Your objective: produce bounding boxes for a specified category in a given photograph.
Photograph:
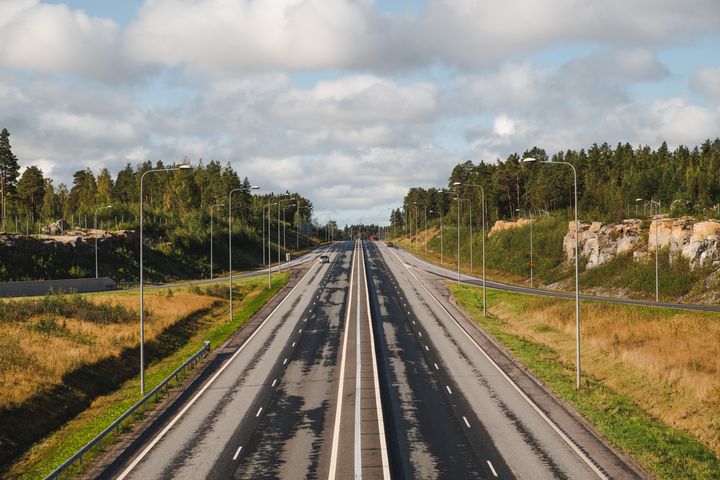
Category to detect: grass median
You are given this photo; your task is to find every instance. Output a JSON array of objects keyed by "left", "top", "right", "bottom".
[
  {"left": 449, "top": 283, "right": 720, "bottom": 480},
  {"left": 4, "top": 273, "right": 287, "bottom": 479}
]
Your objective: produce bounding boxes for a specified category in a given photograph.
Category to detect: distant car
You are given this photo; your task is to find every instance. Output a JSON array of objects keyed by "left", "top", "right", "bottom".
[
  {"left": 319, "top": 255, "right": 330, "bottom": 263},
  {"left": 386, "top": 241, "right": 394, "bottom": 248}
]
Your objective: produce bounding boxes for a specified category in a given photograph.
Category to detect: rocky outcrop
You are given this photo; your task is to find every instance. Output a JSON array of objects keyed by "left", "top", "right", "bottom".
[
  {"left": 0, "top": 230, "right": 137, "bottom": 255},
  {"left": 41, "top": 219, "right": 70, "bottom": 235},
  {"left": 564, "top": 217, "right": 720, "bottom": 269},
  {"left": 489, "top": 218, "right": 533, "bottom": 237},
  {"left": 563, "top": 219, "right": 643, "bottom": 269}
]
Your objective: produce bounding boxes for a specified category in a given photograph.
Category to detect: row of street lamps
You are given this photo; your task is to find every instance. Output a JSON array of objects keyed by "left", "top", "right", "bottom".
[
  {"left": 137, "top": 167, "right": 319, "bottom": 395},
  {"left": 399, "top": 157, "right": 582, "bottom": 389}
]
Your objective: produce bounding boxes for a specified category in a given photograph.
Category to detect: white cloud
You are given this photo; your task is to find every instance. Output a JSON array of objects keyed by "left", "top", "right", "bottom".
[
  {"left": 269, "top": 75, "right": 438, "bottom": 126},
  {"left": 0, "top": 1, "right": 136, "bottom": 82},
  {"left": 691, "top": 66, "right": 720, "bottom": 103},
  {"left": 492, "top": 115, "right": 516, "bottom": 137},
  {"left": 125, "top": 0, "right": 379, "bottom": 73},
  {"left": 117, "top": 0, "right": 720, "bottom": 75}
]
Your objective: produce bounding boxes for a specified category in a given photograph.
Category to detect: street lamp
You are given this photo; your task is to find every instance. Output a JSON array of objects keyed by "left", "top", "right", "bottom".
[
  {"left": 277, "top": 198, "right": 294, "bottom": 270},
  {"left": 454, "top": 197, "right": 470, "bottom": 284},
  {"left": 413, "top": 201, "right": 427, "bottom": 254},
  {"left": 454, "top": 180, "right": 486, "bottom": 317},
  {"left": 430, "top": 210, "right": 443, "bottom": 264},
  {"left": 523, "top": 156, "right": 582, "bottom": 390},
  {"left": 637, "top": 198, "right": 661, "bottom": 303},
  {"left": 209, "top": 203, "right": 225, "bottom": 279},
  {"left": 283, "top": 203, "right": 297, "bottom": 263},
  {"left": 139, "top": 164, "right": 192, "bottom": 395},
  {"left": 297, "top": 205, "right": 310, "bottom": 251},
  {"left": 264, "top": 201, "right": 278, "bottom": 287},
  {"left": 229, "top": 185, "right": 260, "bottom": 323},
  {"left": 516, "top": 208, "right": 534, "bottom": 288},
  {"left": 94, "top": 205, "right": 112, "bottom": 279}
]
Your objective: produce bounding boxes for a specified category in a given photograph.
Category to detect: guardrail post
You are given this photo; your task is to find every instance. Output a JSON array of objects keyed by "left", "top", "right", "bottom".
[{"left": 44, "top": 340, "right": 211, "bottom": 480}]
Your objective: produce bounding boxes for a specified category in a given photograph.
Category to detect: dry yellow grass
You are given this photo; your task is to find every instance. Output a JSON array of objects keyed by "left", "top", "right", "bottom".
[
  {"left": 489, "top": 293, "right": 720, "bottom": 455},
  {"left": 0, "top": 290, "right": 217, "bottom": 410}
]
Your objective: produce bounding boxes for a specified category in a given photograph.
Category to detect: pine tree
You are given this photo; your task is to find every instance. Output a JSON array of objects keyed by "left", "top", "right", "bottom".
[
  {"left": 0, "top": 128, "right": 20, "bottom": 231},
  {"left": 15, "top": 165, "right": 45, "bottom": 222},
  {"left": 96, "top": 168, "right": 114, "bottom": 205}
]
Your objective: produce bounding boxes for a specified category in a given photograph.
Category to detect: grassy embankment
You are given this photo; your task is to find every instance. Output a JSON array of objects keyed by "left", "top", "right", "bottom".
[
  {"left": 398, "top": 214, "right": 714, "bottom": 302},
  {"left": 1, "top": 272, "right": 287, "bottom": 478},
  {"left": 450, "top": 282, "right": 720, "bottom": 479},
  {"left": 0, "top": 217, "right": 318, "bottom": 283}
]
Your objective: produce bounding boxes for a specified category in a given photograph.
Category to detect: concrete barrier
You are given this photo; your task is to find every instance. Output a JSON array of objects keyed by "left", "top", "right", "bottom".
[{"left": 0, "top": 277, "right": 117, "bottom": 298}]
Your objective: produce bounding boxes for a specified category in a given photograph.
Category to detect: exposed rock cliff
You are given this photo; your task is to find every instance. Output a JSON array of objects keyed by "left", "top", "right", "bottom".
[
  {"left": 563, "top": 217, "right": 720, "bottom": 269},
  {"left": 489, "top": 218, "right": 533, "bottom": 237},
  {"left": 0, "top": 230, "right": 137, "bottom": 255}
]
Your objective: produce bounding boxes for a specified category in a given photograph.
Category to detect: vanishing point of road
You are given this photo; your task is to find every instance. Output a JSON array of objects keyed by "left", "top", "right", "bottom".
[{"left": 96, "top": 240, "right": 645, "bottom": 479}]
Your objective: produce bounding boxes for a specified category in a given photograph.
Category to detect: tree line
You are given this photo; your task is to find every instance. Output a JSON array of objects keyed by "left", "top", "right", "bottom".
[
  {"left": 0, "top": 127, "right": 317, "bottom": 235},
  {"left": 392, "top": 138, "right": 720, "bottom": 229}
]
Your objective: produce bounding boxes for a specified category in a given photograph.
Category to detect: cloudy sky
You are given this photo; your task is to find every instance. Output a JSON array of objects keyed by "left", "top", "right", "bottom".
[{"left": 1, "top": 0, "right": 719, "bottom": 225}]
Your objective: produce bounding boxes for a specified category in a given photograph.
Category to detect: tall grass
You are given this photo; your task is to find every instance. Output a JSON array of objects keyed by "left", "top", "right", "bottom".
[
  {"left": 451, "top": 283, "right": 720, "bottom": 479},
  {"left": 0, "top": 293, "right": 136, "bottom": 325},
  {"left": 424, "top": 214, "right": 568, "bottom": 283},
  {"left": 581, "top": 249, "right": 714, "bottom": 298}
]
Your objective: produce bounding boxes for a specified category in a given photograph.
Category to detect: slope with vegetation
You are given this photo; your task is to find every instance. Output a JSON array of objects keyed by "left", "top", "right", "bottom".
[
  {"left": 393, "top": 138, "right": 720, "bottom": 303},
  {"left": 0, "top": 273, "right": 288, "bottom": 478},
  {"left": 451, "top": 283, "right": 720, "bottom": 480},
  {"left": 0, "top": 127, "right": 335, "bottom": 282}
]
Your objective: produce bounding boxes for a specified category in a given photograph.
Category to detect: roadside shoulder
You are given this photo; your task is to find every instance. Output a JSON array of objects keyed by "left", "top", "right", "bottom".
[{"left": 417, "top": 268, "right": 649, "bottom": 480}]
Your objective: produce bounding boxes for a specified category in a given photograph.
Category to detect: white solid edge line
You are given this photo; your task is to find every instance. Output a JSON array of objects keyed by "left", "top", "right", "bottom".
[
  {"left": 328, "top": 242, "right": 356, "bottom": 480},
  {"left": 361, "top": 241, "right": 391, "bottom": 480},
  {"left": 387, "top": 248, "right": 609, "bottom": 480},
  {"left": 487, "top": 459, "right": 498, "bottom": 477},
  {"left": 233, "top": 446, "right": 243, "bottom": 461},
  {"left": 354, "top": 241, "right": 362, "bottom": 479},
  {"left": 116, "top": 259, "right": 321, "bottom": 480}
]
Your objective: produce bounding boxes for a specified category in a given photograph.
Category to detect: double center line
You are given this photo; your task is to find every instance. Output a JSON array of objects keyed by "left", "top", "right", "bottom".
[{"left": 328, "top": 240, "right": 390, "bottom": 480}]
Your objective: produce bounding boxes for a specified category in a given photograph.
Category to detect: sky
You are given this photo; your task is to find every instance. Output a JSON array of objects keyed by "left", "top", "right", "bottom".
[{"left": 1, "top": 0, "right": 719, "bottom": 226}]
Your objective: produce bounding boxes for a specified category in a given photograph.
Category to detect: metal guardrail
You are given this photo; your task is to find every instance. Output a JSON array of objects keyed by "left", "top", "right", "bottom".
[{"left": 44, "top": 340, "right": 211, "bottom": 480}]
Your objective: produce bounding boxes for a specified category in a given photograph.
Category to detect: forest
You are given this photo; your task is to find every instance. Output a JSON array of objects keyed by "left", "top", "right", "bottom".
[
  {"left": 392, "top": 138, "right": 720, "bottom": 228},
  {"left": 0, "top": 128, "right": 328, "bottom": 281}
]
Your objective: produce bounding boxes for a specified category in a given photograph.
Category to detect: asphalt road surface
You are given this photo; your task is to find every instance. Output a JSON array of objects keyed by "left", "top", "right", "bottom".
[
  {"left": 393, "top": 244, "right": 720, "bottom": 312},
  {"left": 100, "top": 240, "right": 644, "bottom": 479}
]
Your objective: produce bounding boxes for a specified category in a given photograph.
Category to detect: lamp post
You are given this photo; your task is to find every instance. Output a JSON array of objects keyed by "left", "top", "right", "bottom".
[
  {"left": 516, "top": 208, "right": 534, "bottom": 288},
  {"left": 523, "top": 156, "right": 581, "bottom": 389},
  {"left": 209, "top": 202, "right": 225, "bottom": 279},
  {"left": 139, "top": 165, "right": 192, "bottom": 395},
  {"left": 430, "top": 210, "right": 443, "bottom": 264},
  {"left": 413, "top": 201, "right": 427, "bottom": 254},
  {"left": 94, "top": 205, "right": 112, "bottom": 279},
  {"left": 229, "top": 185, "right": 260, "bottom": 322},
  {"left": 637, "top": 198, "right": 661, "bottom": 303},
  {"left": 296, "top": 205, "right": 310, "bottom": 251},
  {"left": 454, "top": 181, "right": 486, "bottom": 317},
  {"left": 283, "top": 203, "right": 296, "bottom": 263},
  {"left": 454, "top": 196, "right": 470, "bottom": 284},
  {"left": 264, "top": 201, "right": 278, "bottom": 287},
  {"left": 278, "top": 198, "right": 294, "bottom": 270}
]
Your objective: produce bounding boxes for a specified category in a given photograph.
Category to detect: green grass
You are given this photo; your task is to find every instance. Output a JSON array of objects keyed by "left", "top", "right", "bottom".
[
  {"left": 423, "top": 214, "right": 572, "bottom": 285},
  {"left": 580, "top": 249, "right": 713, "bottom": 298},
  {"left": 10, "top": 273, "right": 288, "bottom": 479},
  {"left": 450, "top": 283, "right": 720, "bottom": 479}
]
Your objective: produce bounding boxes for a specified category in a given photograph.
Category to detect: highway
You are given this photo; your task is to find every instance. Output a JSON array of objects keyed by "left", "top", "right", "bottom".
[
  {"left": 98, "top": 240, "right": 644, "bottom": 479},
  {"left": 393, "top": 245, "right": 720, "bottom": 312}
]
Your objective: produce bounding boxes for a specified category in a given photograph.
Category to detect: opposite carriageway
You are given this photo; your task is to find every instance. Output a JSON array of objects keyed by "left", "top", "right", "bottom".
[{"left": 97, "top": 240, "right": 642, "bottom": 479}]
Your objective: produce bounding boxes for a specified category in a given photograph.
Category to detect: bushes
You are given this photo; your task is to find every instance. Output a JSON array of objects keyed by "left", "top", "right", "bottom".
[
  {"left": 580, "top": 249, "right": 713, "bottom": 298},
  {"left": 485, "top": 215, "right": 568, "bottom": 283},
  {"left": 0, "top": 293, "right": 136, "bottom": 325}
]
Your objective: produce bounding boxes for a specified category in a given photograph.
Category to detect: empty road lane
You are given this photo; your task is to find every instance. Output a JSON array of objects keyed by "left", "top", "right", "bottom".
[{"left": 99, "top": 240, "right": 643, "bottom": 479}]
